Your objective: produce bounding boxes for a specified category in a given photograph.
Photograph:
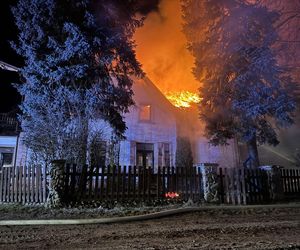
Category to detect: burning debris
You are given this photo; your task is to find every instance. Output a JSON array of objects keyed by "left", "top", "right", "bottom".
[
  {"left": 164, "top": 192, "right": 180, "bottom": 199},
  {"left": 165, "top": 91, "right": 201, "bottom": 108}
]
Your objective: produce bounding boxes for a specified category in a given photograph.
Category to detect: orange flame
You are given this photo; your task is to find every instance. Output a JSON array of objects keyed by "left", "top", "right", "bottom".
[
  {"left": 134, "top": 0, "right": 198, "bottom": 97},
  {"left": 165, "top": 91, "right": 201, "bottom": 108}
]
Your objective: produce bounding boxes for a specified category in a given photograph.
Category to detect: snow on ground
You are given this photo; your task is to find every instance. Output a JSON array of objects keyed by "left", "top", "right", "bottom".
[{"left": 0, "top": 204, "right": 299, "bottom": 249}]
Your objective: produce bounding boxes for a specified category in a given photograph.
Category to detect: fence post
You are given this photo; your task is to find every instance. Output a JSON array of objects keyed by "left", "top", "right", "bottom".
[
  {"left": 198, "top": 163, "right": 219, "bottom": 203},
  {"left": 46, "top": 160, "right": 66, "bottom": 207},
  {"left": 259, "top": 165, "right": 284, "bottom": 201}
]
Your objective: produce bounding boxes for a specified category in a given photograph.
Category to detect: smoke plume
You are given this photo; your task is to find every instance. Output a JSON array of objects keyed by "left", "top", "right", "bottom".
[{"left": 134, "top": 0, "right": 198, "bottom": 94}]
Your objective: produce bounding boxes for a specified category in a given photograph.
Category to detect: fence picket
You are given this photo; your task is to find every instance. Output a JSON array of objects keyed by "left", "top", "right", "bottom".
[
  {"left": 116, "top": 166, "right": 121, "bottom": 201},
  {"left": 7, "top": 167, "right": 12, "bottom": 202},
  {"left": 34, "top": 166, "right": 38, "bottom": 203},
  {"left": 88, "top": 166, "right": 93, "bottom": 199},
  {"left": 147, "top": 167, "right": 151, "bottom": 200},
  {"left": 22, "top": 165, "right": 27, "bottom": 203},
  {"left": 235, "top": 168, "right": 241, "bottom": 205},
  {"left": 122, "top": 166, "right": 126, "bottom": 200},
  {"left": 0, "top": 167, "right": 3, "bottom": 202},
  {"left": 230, "top": 169, "right": 236, "bottom": 205},
  {"left": 16, "top": 166, "right": 20, "bottom": 203},
  {"left": 162, "top": 167, "right": 166, "bottom": 197},
  {"left": 94, "top": 165, "right": 99, "bottom": 199},
  {"left": 3, "top": 167, "right": 8, "bottom": 202},
  {"left": 100, "top": 166, "right": 104, "bottom": 200},
  {"left": 171, "top": 167, "right": 175, "bottom": 195},
  {"left": 133, "top": 166, "right": 136, "bottom": 200},
  {"left": 43, "top": 165, "right": 47, "bottom": 203},
  {"left": 224, "top": 168, "right": 230, "bottom": 204},
  {"left": 167, "top": 167, "right": 170, "bottom": 193},
  {"left": 10, "top": 167, "right": 14, "bottom": 202},
  {"left": 240, "top": 168, "right": 247, "bottom": 205},
  {"left": 157, "top": 166, "right": 161, "bottom": 200},
  {"left": 296, "top": 169, "right": 300, "bottom": 192},
  {"left": 137, "top": 166, "right": 141, "bottom": 201},
  {"left": 128, "top": 166, "right": 132, "bottom": 199},
  {"left": 37, "top": 166, "right": 41, "bottom": 203},
  {"left": 24, "top": 165, "right": 28, "bottom": 203}
]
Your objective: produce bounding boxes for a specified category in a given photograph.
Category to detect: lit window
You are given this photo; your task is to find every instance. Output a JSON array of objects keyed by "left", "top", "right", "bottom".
[{"left": 139, "top": 105, "right": 151, "bottom": 121}]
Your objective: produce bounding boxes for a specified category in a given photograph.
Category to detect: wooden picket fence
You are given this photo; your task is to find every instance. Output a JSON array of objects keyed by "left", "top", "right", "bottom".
[
  {"left": 281, "top": 168, "right": 300, "bottom": 196},
  {"left": 63, "top": 165, "right": 203, "bottom": 203},
  {"left": 0, "top": 164, "right": 298, "bottom": 206},
  {"left": 0, "top": 165, "right": 48, "bottom": 204},
  {"left": 218, "top": 167, "right": 300, "bottom": 205},
  {"left": 218, "top": 168, "right": 270, "bottom": 205}
]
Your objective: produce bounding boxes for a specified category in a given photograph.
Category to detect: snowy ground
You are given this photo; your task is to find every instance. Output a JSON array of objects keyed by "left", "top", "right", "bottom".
[{"left": 0, "top": 204, "right": 299, "bottom": 249}]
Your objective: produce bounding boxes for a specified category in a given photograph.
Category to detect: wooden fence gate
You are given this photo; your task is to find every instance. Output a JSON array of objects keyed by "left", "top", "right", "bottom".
[
  {"left": 0, "top": 165, "right": 48, "bottom": 204},
  {"left": 64, "top": 165, "right": 203, "bottom": 203},
  {"left": 218, "top": 167, "right": 270, "bottom": 205},
  {"left": 281, "top": 168, "right": 300, "bottom": 199}
]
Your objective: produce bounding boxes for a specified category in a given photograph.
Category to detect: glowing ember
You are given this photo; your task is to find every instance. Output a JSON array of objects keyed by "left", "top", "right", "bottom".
[
  {"left": 165, "top": 91, "right": 201, "bottom": 108},
  {"left": 165, "top": 192, "right": 180, "bottom": 199}
]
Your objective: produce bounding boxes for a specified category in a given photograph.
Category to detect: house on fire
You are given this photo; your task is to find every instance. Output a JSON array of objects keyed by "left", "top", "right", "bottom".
[{"left": 1, "top": 77, "right": 239, "bottom": 170}]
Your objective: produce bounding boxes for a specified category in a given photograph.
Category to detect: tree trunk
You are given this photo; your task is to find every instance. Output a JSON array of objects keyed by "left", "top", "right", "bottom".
[
  {"left": 77, "top": 117, "right": 89, "bottom": 168},
  {"left": 77, "top": 116, "right": 89, "bottom": 197},
  {"left": 246, "top": 133, "right": 260, "bottom": 168}
]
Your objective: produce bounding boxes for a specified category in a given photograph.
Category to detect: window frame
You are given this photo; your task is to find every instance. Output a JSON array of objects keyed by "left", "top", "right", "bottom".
[
  {"left": 138, "top": 104, "right": 152, "bottom": 122},
  {"left": 0, "top": 147, "right": 14, "bottom": 168}
]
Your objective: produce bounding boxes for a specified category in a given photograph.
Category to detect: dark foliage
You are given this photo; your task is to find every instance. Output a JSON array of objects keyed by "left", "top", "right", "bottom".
[{"left": 12, "top": 0, "right": 143, "bottom": 162}]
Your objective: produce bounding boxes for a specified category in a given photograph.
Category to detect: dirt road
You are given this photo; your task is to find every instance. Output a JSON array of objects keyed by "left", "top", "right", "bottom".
[{"left": 0, "top": 206, "right": 299, "bottom": 249}]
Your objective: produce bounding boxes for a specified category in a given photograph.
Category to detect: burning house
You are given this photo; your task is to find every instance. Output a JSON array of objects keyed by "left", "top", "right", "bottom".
[{"left": 7, "top": 76, "right": 239, "bottom": 170}]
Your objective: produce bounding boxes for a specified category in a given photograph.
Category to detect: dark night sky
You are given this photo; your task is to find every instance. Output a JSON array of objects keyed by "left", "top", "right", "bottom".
[
  {"left": 0, "top": 0, "right": 160, "bottom": 113},
  {"left": 0, "top": 0, "right": 23, "bottom": 113}
]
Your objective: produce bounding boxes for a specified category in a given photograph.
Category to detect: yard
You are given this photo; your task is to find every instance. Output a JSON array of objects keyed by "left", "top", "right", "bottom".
[{"left": 0, "top": 204, "right": 299, "bottom": 249}]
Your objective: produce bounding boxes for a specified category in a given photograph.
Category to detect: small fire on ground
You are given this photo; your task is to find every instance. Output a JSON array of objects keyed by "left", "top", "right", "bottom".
[
  {"left": 165, "top": 192, "right": 180, "bottom": 199},
  {"left": 165, "top": 91, "right": 201, "bottom": 108}
]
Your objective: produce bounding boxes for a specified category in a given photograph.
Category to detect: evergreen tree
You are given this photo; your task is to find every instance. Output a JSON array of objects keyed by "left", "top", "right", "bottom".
[
  {"left": 182, "top": 0, "right": 296, "bottom": 167},
  {"left": 12, "top": 0, "right": 143, "bottom": 164}
]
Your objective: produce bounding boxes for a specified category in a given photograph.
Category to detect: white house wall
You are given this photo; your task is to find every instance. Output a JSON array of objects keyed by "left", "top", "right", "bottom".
[
  {"left": 194, "top": 137, "right": 239, "bottom": 168},
  {"left": 0, "top": 136, "right": 17, "bottom": 148},
  {"left": 175, "top": 106, "right": 239, "bottom": 168},
  {"left": 14, "top": 133, "right": 29, "bottom": 166},
  {"left": 121, "top": 77, "right": 177, "bottom": 169},
  {"left": 89, "top": 77, "right": 177, "bottom": 169}
]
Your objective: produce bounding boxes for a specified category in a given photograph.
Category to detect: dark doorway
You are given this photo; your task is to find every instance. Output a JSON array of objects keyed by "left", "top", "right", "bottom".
[{"left": 136, "top": 143, "right": 154, "bottom": 168}]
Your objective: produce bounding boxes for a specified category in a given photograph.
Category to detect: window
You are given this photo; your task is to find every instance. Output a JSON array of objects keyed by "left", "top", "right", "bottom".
[
  {"left": 139, "top": 105, "right": 151, "bottom": 121},
  {"left": 158, "top": 143, "right": 171, "bottom": 167},
  {"left": 0, "top": 147, "right": 14, "bottom": 168}
]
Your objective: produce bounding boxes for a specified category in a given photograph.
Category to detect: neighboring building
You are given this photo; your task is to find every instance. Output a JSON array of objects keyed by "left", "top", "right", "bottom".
[
  {"left": 0, "top": 112, "right": 19, "bottom": 168},
  {"left": 7, "top": 77, "right": 240, "bottom": 169}
]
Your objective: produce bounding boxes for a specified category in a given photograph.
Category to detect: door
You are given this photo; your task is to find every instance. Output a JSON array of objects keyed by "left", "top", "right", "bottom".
[{"left": 136, "top": 143, "right": 154, "bottom": 168}]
